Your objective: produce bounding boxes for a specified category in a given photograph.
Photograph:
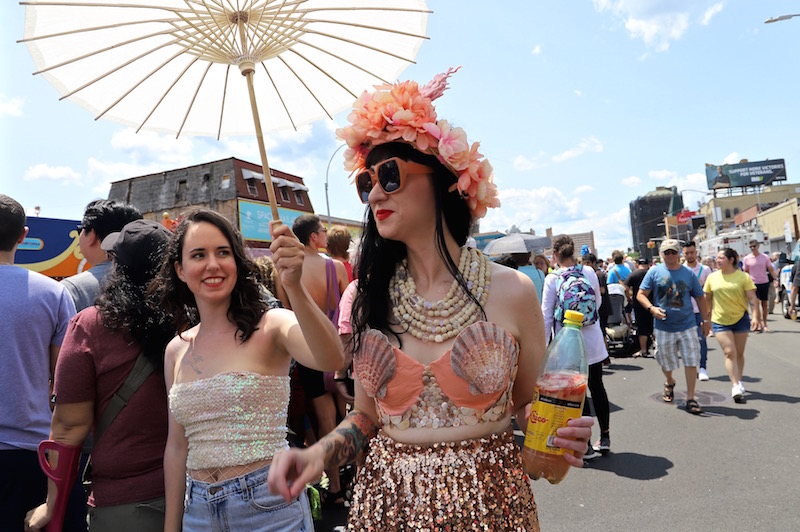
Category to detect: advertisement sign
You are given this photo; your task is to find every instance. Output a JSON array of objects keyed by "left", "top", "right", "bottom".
[
  {"left": 676, "top": 210, "right": 696, "bottom": 224},
  {"left": 238, "top": 199, "right": 308, "bottom": 242},
  {"left": 705, "top": 159, "right": 786, "bottom": 190},
  {"left": 16, "top": 217, "right": 87, "bottom": 279}
]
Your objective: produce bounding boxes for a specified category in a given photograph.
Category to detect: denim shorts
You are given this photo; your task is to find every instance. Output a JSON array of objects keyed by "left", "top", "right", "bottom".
[
  {"left": 183, "top": 463, "right": 313, "bottom": 532},
  {"left": 712, "top": 312, "right": 750, "bottom": 334}
]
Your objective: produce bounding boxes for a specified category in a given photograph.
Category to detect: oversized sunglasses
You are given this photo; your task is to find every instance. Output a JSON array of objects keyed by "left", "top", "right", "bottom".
[{"left": 355, "top": 157, "right": 433, "bottom": 203}]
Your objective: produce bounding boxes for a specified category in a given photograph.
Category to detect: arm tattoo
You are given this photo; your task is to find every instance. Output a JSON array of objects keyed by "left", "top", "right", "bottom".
[{"left": 321, "top": 410, "right": 378, "bottom": 469}]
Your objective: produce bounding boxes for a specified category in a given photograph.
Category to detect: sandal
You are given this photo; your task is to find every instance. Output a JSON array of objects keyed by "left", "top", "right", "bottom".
[
  {"left": 685, "top": 399, "right": 702, "bottom": 415},
  {"left": 662, "top": 382, "right": 675, "bottom": 403}
]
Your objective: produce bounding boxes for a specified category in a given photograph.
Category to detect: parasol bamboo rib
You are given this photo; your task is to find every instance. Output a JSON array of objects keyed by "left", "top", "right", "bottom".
[
  {"left": 276, "top": 55, "right": 333, "bottom": 119},
  {"left": 262, "top": 65, "right": 297, "bottom": 131},
  {"left": 32, "top": 29, "right": 177, "bottom": 76},
  {"left": 238, "top": 17, "right": 280, "bottom": 222},
  {"left": 93, "top": 46, "right": 187, "bottom": 119},
  {"left": 216, "top": 65, "right": 231, "bottom": 140},
  {"left": 288, "top": 39, "right": 394, "bottom": 84},
  {"left": 16, "top": 18, "right": 175, "bottom": 43},
  {"left": 285, "top": 48, "right": 359, "bottom": 99},
  {"left": 136, "top": 55, "right": 201, "bottom": 132},
  {"left": 295, "top": 28, "right": 421, "bottom": 63},
  {"left": 177, "top": 61, "right": 213, "bottom": 138},
  {"left": 299, "top": 18, "right": 429, "bottom": 41}
]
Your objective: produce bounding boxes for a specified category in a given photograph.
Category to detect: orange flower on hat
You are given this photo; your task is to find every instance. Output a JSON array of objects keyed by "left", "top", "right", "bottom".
[{"left": 336, "top": 68, "right": 500, "bottom": 219}]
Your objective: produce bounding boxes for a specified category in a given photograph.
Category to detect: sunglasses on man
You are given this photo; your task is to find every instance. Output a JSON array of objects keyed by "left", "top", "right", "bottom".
[
  {"left": 355, "top": 157, "right": 433, "bottom": 203},
  {"left": 663, "top": 250, "right": 679, "bottom": 255}
]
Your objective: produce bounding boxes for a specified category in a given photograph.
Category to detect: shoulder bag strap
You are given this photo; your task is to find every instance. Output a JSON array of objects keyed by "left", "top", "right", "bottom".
[
  {"left": 94, "top": 351, "right": 154, "bottom": 445},
  {"left": 325, "top": 258, "right": 340, "bottom": 320}
]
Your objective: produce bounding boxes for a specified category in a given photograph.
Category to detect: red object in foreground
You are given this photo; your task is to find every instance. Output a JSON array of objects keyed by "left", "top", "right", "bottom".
[{"left": 37, "top": 440, "right": 81, "bottom": 532}]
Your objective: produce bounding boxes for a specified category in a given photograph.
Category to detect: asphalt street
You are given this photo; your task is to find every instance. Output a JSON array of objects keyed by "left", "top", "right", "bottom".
[
  {"left": 318, "top": 312, "right": 800, "bottom": 531},
  {"left": 533, "top": 312, "right": 800, "bottom": 532}
]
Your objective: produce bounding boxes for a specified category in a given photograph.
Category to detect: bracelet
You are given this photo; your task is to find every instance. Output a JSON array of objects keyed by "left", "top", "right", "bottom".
[{"left": 333, "top": 377, "right": 349, "bottom": 382}]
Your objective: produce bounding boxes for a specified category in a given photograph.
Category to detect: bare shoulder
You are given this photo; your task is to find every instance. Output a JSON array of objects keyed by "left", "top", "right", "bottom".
[
  {"left": 164, "top": 327, "right": 194, "bottom": 382},
  {"left": 486, "top": 262, "right": 538, "bottom": 321},
  {"left": 489, "top": 261, "right": 536, "bottom": 299}
]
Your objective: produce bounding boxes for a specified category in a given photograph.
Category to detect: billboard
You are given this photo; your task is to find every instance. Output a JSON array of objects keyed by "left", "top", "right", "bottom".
[
  {"left": 237, "top": 198, "right": 308, "bottom": 242},
  {"left": 705, "top": 159, "right": 786, "bottom": 190},
  {"left": 16, "top": 217, "right": 88, "bottom": 279}
]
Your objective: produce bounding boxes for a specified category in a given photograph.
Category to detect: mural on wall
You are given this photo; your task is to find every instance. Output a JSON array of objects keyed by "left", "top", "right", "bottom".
[{"left": 16, "top": 217, "right": 88, "bottom": 279}]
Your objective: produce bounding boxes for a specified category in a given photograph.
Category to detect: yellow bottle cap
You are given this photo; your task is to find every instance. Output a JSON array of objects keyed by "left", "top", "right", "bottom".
[{"left": 564, "top": 310, "right": 584, "bottom": 326}]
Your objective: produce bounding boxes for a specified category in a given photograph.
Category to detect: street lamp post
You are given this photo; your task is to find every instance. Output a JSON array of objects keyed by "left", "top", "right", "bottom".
[
  {"left": 765, "top": 14, "right": 800, "bottom": 23},
  {"left": 325, "top": 143, "right": 347, "bottom": 228}
]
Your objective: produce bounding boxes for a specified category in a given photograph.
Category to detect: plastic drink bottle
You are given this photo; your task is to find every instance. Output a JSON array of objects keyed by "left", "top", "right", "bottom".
[{"left": 522, "top": 309, "right": 589, "bottom": 484}]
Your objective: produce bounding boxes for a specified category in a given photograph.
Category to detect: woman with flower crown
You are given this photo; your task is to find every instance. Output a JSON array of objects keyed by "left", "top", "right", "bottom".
[{"left": 268, "top": 69, "right": 593, "bottom": 531}]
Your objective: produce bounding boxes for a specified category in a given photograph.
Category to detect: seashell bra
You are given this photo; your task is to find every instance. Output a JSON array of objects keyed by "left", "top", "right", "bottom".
[{"left": 354, "top": 321, "right": 519, "bottom": 430}]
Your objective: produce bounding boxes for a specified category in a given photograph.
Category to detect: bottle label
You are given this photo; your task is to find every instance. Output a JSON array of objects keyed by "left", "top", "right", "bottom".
[{"left": 523, "top": 387, "right": 583, "bottom": 455}]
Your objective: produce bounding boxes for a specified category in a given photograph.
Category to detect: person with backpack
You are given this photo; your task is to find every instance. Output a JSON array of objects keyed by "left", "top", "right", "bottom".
[{"left": 542, "top": 234, "right": 612, "bottom": 459}]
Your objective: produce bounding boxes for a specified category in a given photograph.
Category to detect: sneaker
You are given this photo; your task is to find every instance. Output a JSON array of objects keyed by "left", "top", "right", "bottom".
[
  {"left": 698, "top": 368, "right": 709, "bottom": 381},
  {"left": 583, "top": 443, "right": 600, "bottom": 461},
  {"left": 739, "top": 381, "right": 746, "bottom": 393},
  {"left": 732, "top": 383, "right": 744, "bottom": 403},
  {"left": 593, "top": 434, "right": 611, "bottom": 454}
]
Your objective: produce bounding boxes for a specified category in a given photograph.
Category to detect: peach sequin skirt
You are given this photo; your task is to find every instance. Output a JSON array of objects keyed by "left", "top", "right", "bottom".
[{"left": 347, "top": 429, "right": 539, "bottom": 531}]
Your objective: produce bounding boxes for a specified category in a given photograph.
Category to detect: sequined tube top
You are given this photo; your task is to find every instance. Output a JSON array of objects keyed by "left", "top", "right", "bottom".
[{"left": 168, "top": 371, "right": 290, "bottom": 470}]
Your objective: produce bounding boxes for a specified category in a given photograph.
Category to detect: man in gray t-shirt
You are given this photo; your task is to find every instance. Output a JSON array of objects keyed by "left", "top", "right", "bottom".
[
  {"left": 0, "top": 195, "right": 76, "bottom": 529},
  {"left": 61, "top": 199, "right": 141, "bottom": 311}
]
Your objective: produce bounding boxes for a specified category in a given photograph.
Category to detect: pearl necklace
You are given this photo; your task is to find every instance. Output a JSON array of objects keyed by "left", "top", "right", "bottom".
[{"left": 389, "top": 247, "right": 490, "bottom": 343}]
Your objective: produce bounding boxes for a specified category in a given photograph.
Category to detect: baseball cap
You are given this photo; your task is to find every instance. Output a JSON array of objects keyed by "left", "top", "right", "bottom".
[
  {"left": 637, "top": 258, "right": 648, "bottom": 265},
  {"left": 660, "top": 239, "right": 680, "bottom": 254},
  {"left": 102, "top": 219, "right": 171, "bottom": 283}
]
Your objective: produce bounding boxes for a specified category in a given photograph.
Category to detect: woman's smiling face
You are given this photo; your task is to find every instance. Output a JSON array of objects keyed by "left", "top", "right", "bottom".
[{"left": 174, "top": 221, "right": 238, "bottom": 302}]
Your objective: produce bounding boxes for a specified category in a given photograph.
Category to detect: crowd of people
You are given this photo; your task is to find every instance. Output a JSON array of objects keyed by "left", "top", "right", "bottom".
[{"left": 1, "top": 69, "right": 794, "bottom": 532}]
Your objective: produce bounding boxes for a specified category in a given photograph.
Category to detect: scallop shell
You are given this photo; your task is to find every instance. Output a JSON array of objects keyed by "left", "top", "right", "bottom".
[
  {"left": 450, "top": 322, "right": 518, "bottom": 395},
  {"left": 354, "top": 330, "right": 396, "bottom": 399}
]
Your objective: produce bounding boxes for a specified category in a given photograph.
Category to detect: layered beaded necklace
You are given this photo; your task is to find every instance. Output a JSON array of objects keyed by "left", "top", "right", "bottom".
[{"left": 389, "top": 246, "right": 490, "bottom": 343}]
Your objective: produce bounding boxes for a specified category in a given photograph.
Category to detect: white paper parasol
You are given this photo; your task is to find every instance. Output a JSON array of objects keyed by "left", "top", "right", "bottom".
[{"left": 19, "top": 0, "right": 430, "bottom": 220}]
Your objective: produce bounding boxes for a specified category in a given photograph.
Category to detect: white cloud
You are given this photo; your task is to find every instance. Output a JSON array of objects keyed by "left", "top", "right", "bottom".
[
  {"left": 723, "top": 152, "right": 743, "bottom": 164},
  {"left": 514, "top": 155, "right": 536, "bottom": 171},
  {"left": 513, "top": 152, "right": 546, "bottom": 171},
  {"left": 552, "top": 136, "right": 603, "bottom": 163},
  {"left": 622, "top": 175, "right": 641, "bottom": 187},
  {"left": 24, "top": 164, "right": 80, "bottom": 184},
  {"left": 477, "top": 185, "right": 631, "bottom": 258},
  {"left": 111, "top": 129, "right": 194, "bottom": 165},
  {"left": 574, "top": 89, "right": 583, "bottom": 97},
  {"left": 557, "top": 207, "right": 632, "bottom": 258},
  {"left": 625, "top": 13, "right": 689, "bottom": 52},
  {"left": 667, "top": 171, "right": 711, "bottom": 210},
  {"left": 593, "top": 1, "right": 691, "bottom": 52},
  {"left": 701, "top": 2, "right": 723, "bottom": 25},
  {"left": 86, "top": 156, "right": 192, "bottom": 196},
  {"left": 0, "top": 94, "right": 24, "bottom": 117},
  {"left": 574, "top": 185, "right": 594, "bottom": 194},
  {"left": 482, "top": 186, "right": 583, "bottom": 233},
  {"left": 648, "top": 169, "right": 677, "bottom": 181},
  {"left": 531, "top": 45, "right": 542, "bottom": 56}
]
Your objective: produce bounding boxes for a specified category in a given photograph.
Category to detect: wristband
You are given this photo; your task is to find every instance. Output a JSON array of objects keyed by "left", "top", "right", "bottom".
[{"left": 333, "top": 377, "right": 349, "bottom": 382}]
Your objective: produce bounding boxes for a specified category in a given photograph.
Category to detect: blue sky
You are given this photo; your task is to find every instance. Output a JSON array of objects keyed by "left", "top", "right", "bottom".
[{"left": 3, "top": 1, "right": 800, "bottom": 258}]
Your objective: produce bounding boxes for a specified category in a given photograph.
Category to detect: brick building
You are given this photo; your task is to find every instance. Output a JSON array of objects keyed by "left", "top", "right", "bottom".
[{"left": 107, "top": 157, "right": 314, "bottom": 250}]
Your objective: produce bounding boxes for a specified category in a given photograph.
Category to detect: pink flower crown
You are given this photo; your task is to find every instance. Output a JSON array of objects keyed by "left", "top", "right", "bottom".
[{"left": 336, "top": 67, "right": 500, "bottom": 219}]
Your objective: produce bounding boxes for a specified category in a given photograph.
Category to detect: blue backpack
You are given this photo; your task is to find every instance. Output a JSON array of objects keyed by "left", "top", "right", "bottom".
[{"left": 554, "top": 264, "right": 598, "bottom": 326}]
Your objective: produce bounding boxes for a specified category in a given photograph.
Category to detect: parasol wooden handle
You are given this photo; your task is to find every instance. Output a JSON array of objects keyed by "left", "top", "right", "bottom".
[{"left": 244, "top": 69, "right": 281, "bottom": 226}]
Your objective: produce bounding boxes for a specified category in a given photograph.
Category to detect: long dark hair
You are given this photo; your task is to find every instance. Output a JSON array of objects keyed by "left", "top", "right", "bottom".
[
  {"left": 352, "top": 142, "right": 479, "bottom": 350},
  {"left": 97, "top": 259, "right": 173, "bottom": 370},
  {"left": 155, "top": 208, "right": 266, "bottom": 342}
]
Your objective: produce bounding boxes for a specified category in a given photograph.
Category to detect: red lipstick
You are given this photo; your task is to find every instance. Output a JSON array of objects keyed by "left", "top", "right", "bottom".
[{"left": 375, "top": 209, "right": 393, "bottom": 221}]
